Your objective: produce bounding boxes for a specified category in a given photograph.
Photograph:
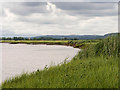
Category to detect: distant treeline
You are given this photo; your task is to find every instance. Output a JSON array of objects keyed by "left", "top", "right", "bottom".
[
  {"left": 0, "top": 37, "right": 79, "bottom": 40},
  {"left": 0, "top": 37, "right": 29, "bottom": 40},
  {"left": 0, "top": 33, "right": 118, "bottom": 40}
]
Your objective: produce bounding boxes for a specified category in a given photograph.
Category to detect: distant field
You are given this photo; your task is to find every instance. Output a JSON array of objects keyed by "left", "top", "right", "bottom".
[
  {"left": 1, "top": 39, "right": 100, "bottom": 49},
  {"left": 1, "top": 40, "right": 99, "bottom": 43},
  {"left": 1, "top": 40, "right": 68, "bottom": 43}
]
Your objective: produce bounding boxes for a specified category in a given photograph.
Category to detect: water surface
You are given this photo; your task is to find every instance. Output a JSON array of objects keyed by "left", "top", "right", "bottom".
[{"left": 2, "top": 43, "right": 79, "bottom": 83}]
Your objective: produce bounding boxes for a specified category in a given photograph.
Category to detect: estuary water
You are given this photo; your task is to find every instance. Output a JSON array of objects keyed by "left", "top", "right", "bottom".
[{"left": 1, "top": 43, "right": 79, "bottom": 83}]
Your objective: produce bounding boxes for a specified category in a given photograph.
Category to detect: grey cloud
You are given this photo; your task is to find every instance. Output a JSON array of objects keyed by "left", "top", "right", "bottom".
[
  {"left": 65, "top": 9, "right": 117, "bottom": 17},
  {"left": 86, "top": 0, "right": 119, "bottom": 2},
  {"left": 3, "top": 2, "right": 49, "bottom": 16},
  {"left": 2, "top": 2, "right": 118, "bottom": 16},
  {"left": 22, "top": 2, "right": 44, "bottom": 6},
  {"left": 54, "top": 2, "right": 115, "bottom": 10},
  {"left": 1, "top": 2, "right": 118, "bottom": 36},
  {"left": 54, "top": 2, "right": 117, "bottom": 16},
  {"left": 0, "top": 0, "right": 119, "bottom": 3}
]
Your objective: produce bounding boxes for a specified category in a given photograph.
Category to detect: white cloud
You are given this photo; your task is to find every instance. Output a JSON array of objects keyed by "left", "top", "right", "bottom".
[{"left": 1, "top": 2, "right": 118, "bottom": 36}]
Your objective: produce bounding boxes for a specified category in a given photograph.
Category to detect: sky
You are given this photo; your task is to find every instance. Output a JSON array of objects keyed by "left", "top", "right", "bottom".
[{"left": 0, "top": 1, "right": 119, "bottom": 37}]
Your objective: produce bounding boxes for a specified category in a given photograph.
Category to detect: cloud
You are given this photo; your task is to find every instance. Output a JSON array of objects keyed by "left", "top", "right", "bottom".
[
  {"left": 0, "top": 0, "right": 119, "bottom": 2},
  {"left": 2, "top": 2, "right": 48, "bottom": 16},
  {"left": 53, "top": 2, "right": 118, "bottom": 16},
  {"left": 2, "top": 2, "right": 118, "bottom": 16},
  {"left": 1, "top": 2, "right": 118, "bottom": 36}
]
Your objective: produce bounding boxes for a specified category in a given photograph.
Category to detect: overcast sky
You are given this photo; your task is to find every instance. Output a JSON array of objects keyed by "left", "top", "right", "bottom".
[{"left": 0, "top": 1, "right": 118, "bottom": 37}]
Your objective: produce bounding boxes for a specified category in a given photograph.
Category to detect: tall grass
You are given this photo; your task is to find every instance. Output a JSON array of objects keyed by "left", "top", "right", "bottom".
[
  {"left": 77, "top": 34, "right": 120, "bottom": 59},
  {"left": 1, "top": 57, "right": 118, "bottom": 88},
  {"left": 1, "top": 34, "right": 119, "bottom": 88}
]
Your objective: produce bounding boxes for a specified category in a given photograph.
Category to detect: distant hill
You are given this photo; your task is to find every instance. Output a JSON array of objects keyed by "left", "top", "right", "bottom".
[
  {"left": 104, "top": 33, "right": 119, "bottom": 37},
  {"left": 1, "top": 33, "right": 118, "bottom": 40},
  {"left": 31, "top": 33, "right": 118, "bottom": 40},
  {"left": 31, "top": 35, "right": 104, "bottom": 40}
]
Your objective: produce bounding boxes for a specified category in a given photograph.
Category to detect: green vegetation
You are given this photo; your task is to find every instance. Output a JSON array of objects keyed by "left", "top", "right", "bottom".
[
  {"left": 1, "top": 39, "right": 99, "bottom": 49},
  {"left": 1, "top": 34, "right": 119, "bottom": 88},
  {"left": 0, "top": 35, "right": 104, "bottom": 40}
]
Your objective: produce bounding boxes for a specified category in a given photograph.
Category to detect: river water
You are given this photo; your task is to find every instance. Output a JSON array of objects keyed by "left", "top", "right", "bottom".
[{"left": 1, "top": 43, "right": 79, "bottom": 83}]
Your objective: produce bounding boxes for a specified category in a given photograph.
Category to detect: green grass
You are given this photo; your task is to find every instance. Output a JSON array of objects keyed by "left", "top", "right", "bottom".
[
  {"left": 1, "top": 57, "right": 118, "bottom": 88},
  {"left": 1, "top": 40, "right": 68, "bottom": 44},
  {"left": 1, "top": 34, "right": 119, "bottom": 88},
  {"left": 1, "top": 39, "right": 100, "bottom": 49}
]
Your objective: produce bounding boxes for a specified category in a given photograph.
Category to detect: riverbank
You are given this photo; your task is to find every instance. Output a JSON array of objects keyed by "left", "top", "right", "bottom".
[
  {"left": 1, "top": 35, "right": 119, "bottom": 88},
  {"left": 1, "top": 39, "right": 99, "bottom": 49}
]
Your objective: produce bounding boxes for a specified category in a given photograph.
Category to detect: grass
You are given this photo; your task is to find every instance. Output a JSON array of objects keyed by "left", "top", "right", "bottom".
[
  {"left": 1, "top": 39, "right": 100, "bottom": 49},
  {"left": 1, "top": 34, "right": 119, "bottom": 88},
  {"left": 1, "top": 40, "right": 68, "bottom": 44},
  {"left": 1, "top": 57, "right": 118, "bottom": 88}
]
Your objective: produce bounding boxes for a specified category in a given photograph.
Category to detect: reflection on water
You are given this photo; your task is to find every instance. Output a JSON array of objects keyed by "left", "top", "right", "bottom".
[{"left": 2, "top": 43, "right": 79, "bottom": 83}]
